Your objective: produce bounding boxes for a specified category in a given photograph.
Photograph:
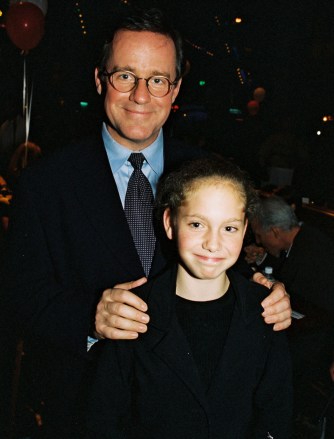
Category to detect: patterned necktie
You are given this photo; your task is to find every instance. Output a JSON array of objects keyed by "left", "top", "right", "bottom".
[{"left": 124, "top": 153, "right": 156, "bottom": 276}]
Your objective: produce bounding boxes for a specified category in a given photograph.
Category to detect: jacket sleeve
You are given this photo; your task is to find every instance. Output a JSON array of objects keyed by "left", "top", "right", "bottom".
[
  {"left": 251, "top": 331, "right": 293, "bottom": 439},
  {"left": 0, "top": 173, "right": 93, "bottom": 356}
]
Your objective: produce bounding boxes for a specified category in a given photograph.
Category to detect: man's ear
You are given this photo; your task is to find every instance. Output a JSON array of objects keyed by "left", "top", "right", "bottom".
[
  {"left": 242, "top": 218, "right": 248, "bottom": 239},
  {"left": 163, "top": 208, "right": 173, "bottom": 240},
  {"left": 271, "top": 227, "right": 280, "bottom": 238},
  {"left": 94, "top": 68, "right": 103, "bottom": 95},
  {"left": 171, "top": 78, "right": 182, "bottom": 103}
]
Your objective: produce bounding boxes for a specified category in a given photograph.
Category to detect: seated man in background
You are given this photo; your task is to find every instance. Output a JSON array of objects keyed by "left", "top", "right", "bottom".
[{"left": 249, "top": 195, "right": 334, "bottom": 432}]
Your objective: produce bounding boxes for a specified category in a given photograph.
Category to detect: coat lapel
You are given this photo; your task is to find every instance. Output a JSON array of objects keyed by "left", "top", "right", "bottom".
[
  {"left": 140, "top": 268, "right": 210, "bottom": 412},
  {"left": 71, "top": 137, "right": 144, "bottom": 279},
  {"left": 207, "top": 270, "right": 270, "bottom": 399}
]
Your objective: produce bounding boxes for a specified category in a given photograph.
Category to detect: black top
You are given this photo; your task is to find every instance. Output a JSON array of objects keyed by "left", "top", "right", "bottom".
[{"left": 176, "top": 286, "right": 235, "bottom": 389}]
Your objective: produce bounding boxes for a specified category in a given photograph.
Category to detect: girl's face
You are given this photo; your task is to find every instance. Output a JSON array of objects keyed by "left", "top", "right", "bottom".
[{"left": 164, "top": 180, "right": 248, "bottom": 281}]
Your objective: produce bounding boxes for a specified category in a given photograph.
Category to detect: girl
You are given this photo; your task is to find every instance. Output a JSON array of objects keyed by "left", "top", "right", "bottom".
[{"left": 88, "top": 157, "right": 292, "bottom": 439}]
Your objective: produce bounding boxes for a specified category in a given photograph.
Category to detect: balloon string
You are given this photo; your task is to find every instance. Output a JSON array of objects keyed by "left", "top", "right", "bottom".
[
  {"left": 23, "top": 56, "right": 33, "bottom": 168},
  {"left": 23, "top": 57, "right": 26, "bottom": 117}
]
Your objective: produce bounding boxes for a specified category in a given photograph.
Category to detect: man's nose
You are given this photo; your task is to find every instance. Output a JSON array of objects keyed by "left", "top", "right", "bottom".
[{"left": 130, "top": 79, "right": 151, "bottom": 104}]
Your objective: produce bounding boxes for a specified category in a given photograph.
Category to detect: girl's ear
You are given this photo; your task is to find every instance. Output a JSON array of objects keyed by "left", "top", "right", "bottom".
[{"left": 163, "top": 208, "right": 173, "bottom": 240}]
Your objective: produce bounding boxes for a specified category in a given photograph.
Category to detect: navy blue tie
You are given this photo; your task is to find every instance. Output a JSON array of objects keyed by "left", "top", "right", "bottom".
[{"left": 124, "top": 153, "right": 156, "bottom": 276}]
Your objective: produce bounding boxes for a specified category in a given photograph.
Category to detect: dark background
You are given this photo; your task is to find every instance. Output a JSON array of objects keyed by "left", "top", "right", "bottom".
[{"left": 1, "top": 0, "right": 334, "bottom": 203}]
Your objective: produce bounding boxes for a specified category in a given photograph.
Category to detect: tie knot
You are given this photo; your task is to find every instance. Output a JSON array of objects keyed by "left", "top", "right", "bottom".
[{"left": 128, "top": 153, "right": 145, "bottom": 170}]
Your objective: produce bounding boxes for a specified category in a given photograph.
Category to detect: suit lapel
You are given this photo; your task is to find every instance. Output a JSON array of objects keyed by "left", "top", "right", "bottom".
[
  {"left": 71, "top": 137, "right": 144, "bottom": 279},
  {"left": 207, "top": 270, "right": 269, "bottom": 399},
  {"left": 140, "top": 268, "right": 209, "bottom": 411}
]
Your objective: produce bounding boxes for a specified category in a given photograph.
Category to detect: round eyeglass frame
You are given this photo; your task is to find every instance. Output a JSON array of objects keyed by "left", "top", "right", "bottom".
[{"left": 102, "top": 69, "right": 179, "bottom": 97}]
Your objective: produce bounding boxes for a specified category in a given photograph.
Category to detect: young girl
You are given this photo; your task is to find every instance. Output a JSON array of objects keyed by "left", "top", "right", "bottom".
[{"left": 88, "top": 157, "right": 292, "bottom": 439}]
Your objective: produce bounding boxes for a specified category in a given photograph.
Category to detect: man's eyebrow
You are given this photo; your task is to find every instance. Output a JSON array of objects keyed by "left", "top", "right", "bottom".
[{"left": 110, "top": 65, "right": 172, "bottom": 78}]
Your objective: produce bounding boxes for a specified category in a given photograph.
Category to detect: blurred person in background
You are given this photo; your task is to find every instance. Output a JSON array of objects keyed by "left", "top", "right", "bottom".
[{"left": 249, "top": 195, "right": 334, "bottom": 434}]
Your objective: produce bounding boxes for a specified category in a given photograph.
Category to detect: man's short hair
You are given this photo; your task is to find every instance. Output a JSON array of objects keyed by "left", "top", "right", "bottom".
[
  {"left": 96, "top": 8, "right": 184, "bottom": 82},
  {"left": 250, "top": 195, "right": 299, "bottom": 232}
]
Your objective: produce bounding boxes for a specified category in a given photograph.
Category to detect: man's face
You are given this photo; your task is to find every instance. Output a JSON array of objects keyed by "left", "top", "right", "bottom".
[
  {"left": 95, "top": 30, "right": 182, "bottom": 151},
  {"left": 251, "top": 220, "right": 282, "bottom": 257}
]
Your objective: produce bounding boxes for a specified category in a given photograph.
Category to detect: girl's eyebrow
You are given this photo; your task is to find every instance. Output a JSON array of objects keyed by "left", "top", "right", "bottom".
[{"left": 184, "top": 214, "right": 244, "bottom": 223}]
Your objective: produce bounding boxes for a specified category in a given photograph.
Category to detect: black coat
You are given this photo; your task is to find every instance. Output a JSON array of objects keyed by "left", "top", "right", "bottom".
[
  {"left": 278, "top": 223, "right": 334, "bottom": 311},
  {"left": 0, "top": 134, "right": 204, "bottom": 437},
  {"left": 88, "top": 267, "right": 293, "bottom": 439}
]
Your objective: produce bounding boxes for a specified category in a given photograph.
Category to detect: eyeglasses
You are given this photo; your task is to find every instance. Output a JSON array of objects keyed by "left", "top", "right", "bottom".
[{"left": 102, "top": 69, "right": 178, "bottom": 97}]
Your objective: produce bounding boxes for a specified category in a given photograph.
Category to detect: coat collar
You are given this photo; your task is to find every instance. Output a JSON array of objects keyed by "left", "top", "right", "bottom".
[
  {"left": 138, "top": 266, "right": 269, "bottom": 408},
  {"left": 142, "top": 266, "right": 267, "bottom": 333}
]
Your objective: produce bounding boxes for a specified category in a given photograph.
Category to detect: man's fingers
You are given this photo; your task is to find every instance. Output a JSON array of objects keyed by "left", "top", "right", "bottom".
[
  {"left": 106, "top": 301, "right": 149, "bottom": 324},
  {"left": 262, "top": 293, "right": 291, "bottom": 317},
  {"left": 95, "top": 287, "right": 150, "bottom": 339},
  {"left": 261, "top": 282, "right": 288, "bottom": 308},
  {"left": 95, "top": 315, "right": 147, "bottom": 340},
  {"left": 107, "top": 287, "right": 148, "bottom": 312},
  {"left": 262, "top": 307, "right": 292, "bottom": 327},
  {"left": 97, "top": 326, "right": 139, "bottom": 341},
  {"left": 259, "top": 280, "right": 292, "bottom": 331},
  {"left": 253, "top": 271, "right": 274, "bottom": 290},
  {"left": 272, "top": 318, "right": 292, "bottom": 331},
  {"left": 114, "top": 277, "right": 147, "bottom": 291}
]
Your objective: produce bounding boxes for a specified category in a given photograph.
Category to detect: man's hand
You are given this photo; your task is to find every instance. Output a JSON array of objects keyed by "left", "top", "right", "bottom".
[
  {"left": 95, "top": 277, "right": 149, "bottom": 340},
  {"left": 244, "top": 244, "right": 266, "bottom": 265},
  {"left": 253, "top": 272, "right": 292, "bottom": 331}
]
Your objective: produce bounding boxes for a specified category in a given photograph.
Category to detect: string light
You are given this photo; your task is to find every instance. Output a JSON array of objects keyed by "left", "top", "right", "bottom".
[
  {"left": 185, "top": 39, "right": 214, "bottom": 57},
  {"left": 75, "top": 2, "right": 87, "bottom": 36},
  {"left": 214, "top": 15, "right": 221, "bottom": 26}
]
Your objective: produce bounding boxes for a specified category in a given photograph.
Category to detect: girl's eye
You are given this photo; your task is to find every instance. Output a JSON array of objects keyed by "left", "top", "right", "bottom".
[
  {"left": 225, "top": 226, "right": 237, "bottom": 232},
  {"left": 190, "top": 222, "right": 202, "bottom": 228}
]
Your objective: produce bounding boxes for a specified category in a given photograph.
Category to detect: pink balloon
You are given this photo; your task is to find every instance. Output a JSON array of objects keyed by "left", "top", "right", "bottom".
[{"left": 6, "top": 2, "right": 45, "bottom": 51}]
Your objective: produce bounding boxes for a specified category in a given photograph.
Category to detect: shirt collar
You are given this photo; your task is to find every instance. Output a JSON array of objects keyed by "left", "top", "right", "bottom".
[{"left": 102, "top": 123, "right": 164, "bottom": 175}]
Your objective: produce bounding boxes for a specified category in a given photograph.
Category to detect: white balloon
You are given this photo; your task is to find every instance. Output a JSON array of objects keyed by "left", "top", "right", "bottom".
[{"left": 10, "top": 0, "right": 48, "bottom": 15}]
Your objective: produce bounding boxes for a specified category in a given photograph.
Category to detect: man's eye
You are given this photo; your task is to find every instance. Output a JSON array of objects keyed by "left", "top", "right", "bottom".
[
  {"left": 116, "top": 72, "right": 133, "bottom": 81},
  {"left": 150, "top": 77, "right": 167, "bottom": 86}
]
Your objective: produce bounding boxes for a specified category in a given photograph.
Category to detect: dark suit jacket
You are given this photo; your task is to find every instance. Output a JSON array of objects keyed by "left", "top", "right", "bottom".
[
  {"left": 277, "top": 223, "right": 334, "bottom": 312},
  {"left": 277, "top": 223, "right": 334, "bottom": 387},
  {"left": 0, "top": 133, "right": 205, "bottom": 437},
  {"left": 88, "top": 267, "right": 293, "bottom": 439}
]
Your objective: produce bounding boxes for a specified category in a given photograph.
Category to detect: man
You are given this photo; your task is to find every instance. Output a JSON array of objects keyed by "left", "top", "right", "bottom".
[
  {"left": 250, "top": 195, "right": 334, "bottom": 432},
  {"left": 1, "top": 8, "right": 291, "bottom": 438},
  {"left": 250, "top": 195, "right": 334, "bottom": 310}
]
